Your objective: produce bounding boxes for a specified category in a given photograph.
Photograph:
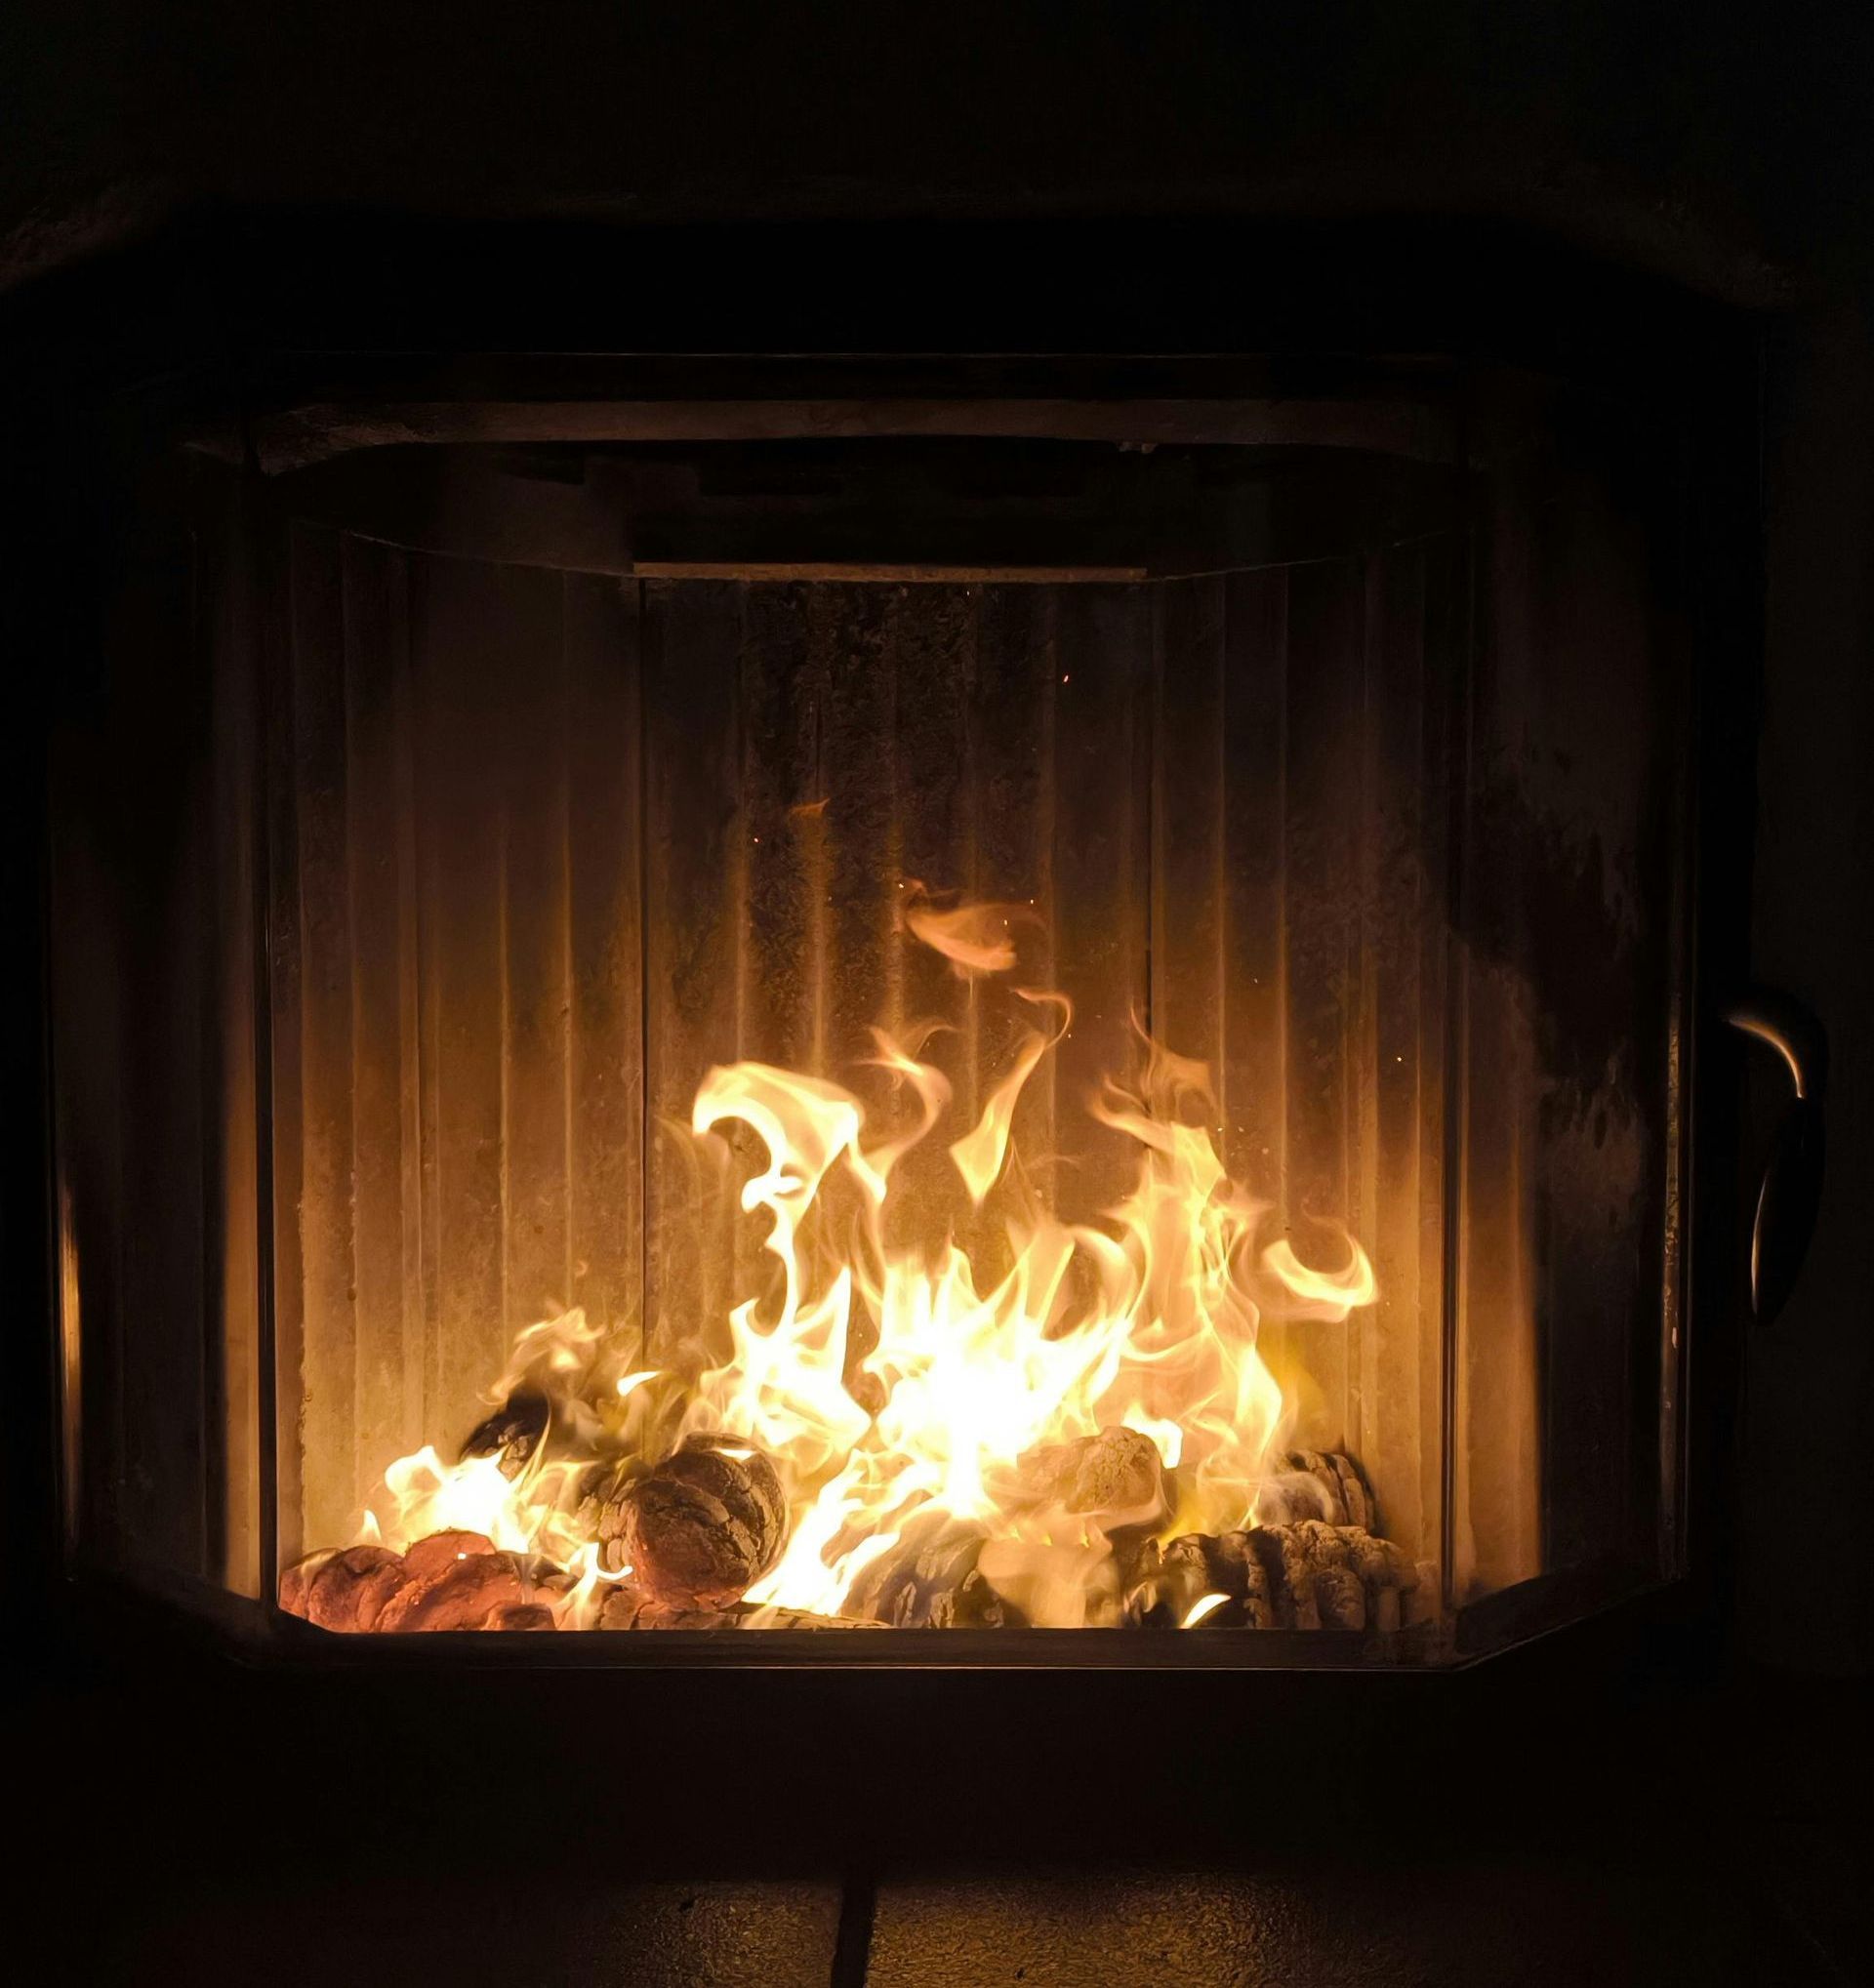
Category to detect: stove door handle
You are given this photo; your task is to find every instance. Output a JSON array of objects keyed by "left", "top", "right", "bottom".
[{"left": 1725, "top": 988, "right": 1828, "bottom": 1326}]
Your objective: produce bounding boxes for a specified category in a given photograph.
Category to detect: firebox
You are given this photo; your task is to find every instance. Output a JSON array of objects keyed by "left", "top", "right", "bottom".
[{"left": 42, "top": 228, "right": 1784, "bottom": 1669}]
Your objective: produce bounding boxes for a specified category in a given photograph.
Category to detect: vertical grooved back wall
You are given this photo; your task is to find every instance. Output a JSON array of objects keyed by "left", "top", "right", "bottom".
[{"left": 279, "top": 547, "right": 1477, "bottom": 1574}]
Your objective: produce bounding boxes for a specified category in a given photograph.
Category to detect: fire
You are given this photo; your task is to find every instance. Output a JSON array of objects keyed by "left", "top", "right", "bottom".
[{"left": 345, "top": 892, "right": 1376, "bottom": 1629}]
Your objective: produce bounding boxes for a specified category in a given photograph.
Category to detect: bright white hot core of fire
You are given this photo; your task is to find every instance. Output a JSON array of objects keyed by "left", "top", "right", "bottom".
[{"left": 356, "top": 894, "right": 1376, "bottom": 1627}]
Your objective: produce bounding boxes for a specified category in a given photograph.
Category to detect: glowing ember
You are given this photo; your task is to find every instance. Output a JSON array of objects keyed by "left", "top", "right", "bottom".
[
  {"left": 1181, "top": 1591, "right": 1232, "bottom": 1629},
  {"left": 322, "top": 892, "right": 1377, "bottom": 1631}
]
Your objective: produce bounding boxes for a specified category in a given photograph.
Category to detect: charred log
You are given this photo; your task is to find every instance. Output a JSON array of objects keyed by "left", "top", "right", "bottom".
[
  {"left": 845, "top": 1518, "right": 1028, "bottom": 1628},
  {"left": 573, "top": 1457, "right": 643, "bottom": 1573},
  {"left": 1326, "top": 1453, "right": 1374, "bottom": 1532},
  {"left": 485, "top": 1603, "right": 558, "bottom": 1632},
  {"left": 1124, "top": 1537, "right": 1220, "bottom": 1628},
  {"left": 1249, "top": 1520, "right": 1419, "bottom": 1629},
  {"left": 1352, "top": 1531, "right": 1426, "bottom": 1632},
  {"left": 1211, "top": 1529, "right": 1276, "bottom": 1625},
  {"left": 1313, "top": 1564, "right": 1366, "bottom": 1631},
  {"left": 1124, "top": 1521, "right": 1416, "bottom": 1631},
  {"left": 1124, "top": 1531, "right": 1272, "bottom": 1628},
  {"left": 1251, "top": 1521, "right": 1324, "bottom": 1629},
  {"left": 459, "top": 1393, "right": 551, "bottom": 1478}
]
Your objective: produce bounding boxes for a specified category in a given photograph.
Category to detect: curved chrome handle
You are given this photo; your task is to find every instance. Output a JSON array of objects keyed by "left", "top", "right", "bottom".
[{"left": 1726, "top": 989, "right": 1828, "bottom": 1326}]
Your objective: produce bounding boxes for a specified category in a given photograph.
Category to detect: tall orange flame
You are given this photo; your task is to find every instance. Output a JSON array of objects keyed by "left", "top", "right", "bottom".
[{"left": 346, "top": 896, "right": 1376, "bottom": 1628}]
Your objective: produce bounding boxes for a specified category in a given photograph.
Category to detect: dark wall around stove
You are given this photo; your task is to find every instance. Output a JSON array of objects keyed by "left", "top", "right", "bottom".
[
  {"left": 0, "top": 0, "right": 1837, "bottom": 301},
  {"left": 2, "top": 2, "right": 1871, "bottom": 1685}
]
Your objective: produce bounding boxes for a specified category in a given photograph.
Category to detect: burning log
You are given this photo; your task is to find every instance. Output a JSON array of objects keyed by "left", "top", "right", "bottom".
[
  {"left": 1119, "top": 1537, "right": 1206, "bottom": 1628},
  {"left": 486, "top": 1603, "right": 558, "bottom": 1631},
  {"left": 574, "top": 1458, "right": 642, "bottom": 1572},
  {"left": 1055, "top": 1427, "right": 1165, "bottom": 1517},
  {"left": 459, "top": 1393, "right": 551, "bottom": 1478},
  {"left": 597, "top": 1587, "right": 881, "bottom": 1631},
  {"left": 377, "top": 1553, "right": 519, "bottom": 1632},
  {"left": 844, "top": 1518, "right": 1028, "bottom": 1628},
  {"left": 611, "top": 1434, "right": 789, "bottom": 1607},
  {"left": 1124, "top": 1531, "right": 1274, "bottom": 1628},
  {"left": 287, "top": 1544, "right": 412, "bottom": 1633},
  {"left": 403, "top": 1529, "right": 496, "bottom": 1575},
  {"left": 277, "top": 1548, "right": 329, "bottom": 1620},
  {"left": 381, "top": 1547, "right": 570, "bottom": 1632},
  {"left": 280, "top": 1530, "right": 571, "bottom": 1634}
]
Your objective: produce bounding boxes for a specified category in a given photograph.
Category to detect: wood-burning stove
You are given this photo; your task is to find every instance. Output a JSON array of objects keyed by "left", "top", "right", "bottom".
[{"left": 32, "top": 221, "right": 1791, "bottom": 1689}]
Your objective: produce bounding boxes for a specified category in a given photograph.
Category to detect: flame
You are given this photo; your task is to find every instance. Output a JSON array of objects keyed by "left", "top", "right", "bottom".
[
  {"left": 949, "top": 1033, "right": 1045, "bottom": 1205},
  {"left": 1260, "top": 1237, "right": 1379, "bottom": 1316},
  {"left": 332, "top": 897, "right": 1376, "bottom": 1629},
  {"left": 855, "top": 1025, "right": 954, "bottom": 1197},
  {"left": 900, "top": 881, "right": 1034, "bottom": 977}
]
